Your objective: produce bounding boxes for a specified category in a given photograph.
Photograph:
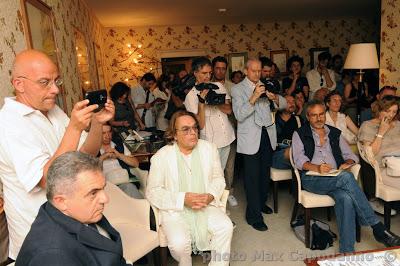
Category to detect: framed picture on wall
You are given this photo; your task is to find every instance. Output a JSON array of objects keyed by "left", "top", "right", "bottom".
[
  {"left": 270, "top": 50, "right": 289, "bottom": 75},
  {"left": 228, "top": 52, "right": 248, "bottom": 77},
  {"left": 309, "top": 47, "right": 330, "bottom": 69}
]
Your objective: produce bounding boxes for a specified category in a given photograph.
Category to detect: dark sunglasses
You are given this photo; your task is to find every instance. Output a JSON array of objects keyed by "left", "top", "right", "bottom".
[{"left": 320, "top": 76, "right": 324, "bottom": 87}]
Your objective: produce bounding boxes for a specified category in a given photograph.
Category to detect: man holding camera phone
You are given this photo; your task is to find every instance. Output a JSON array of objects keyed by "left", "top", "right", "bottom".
[
  {"left": 231, "top": 58, "right": 286, "bottom": 231},
  {"left": 184, "top": 57, "right": 235, "bottom": 171},
  {"left": 0, "top": 49, "right": 115, "bottom": 260}
]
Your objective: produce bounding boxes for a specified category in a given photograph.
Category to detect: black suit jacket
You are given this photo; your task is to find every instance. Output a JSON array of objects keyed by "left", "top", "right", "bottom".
[{"left": 16, "top": 202, "right": 131, "bottom": 266}]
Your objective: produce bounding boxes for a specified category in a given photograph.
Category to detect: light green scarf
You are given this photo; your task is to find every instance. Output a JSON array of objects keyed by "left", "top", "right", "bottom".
[{"left": 175, "top": 143, "right": 209, "bottom": 253}]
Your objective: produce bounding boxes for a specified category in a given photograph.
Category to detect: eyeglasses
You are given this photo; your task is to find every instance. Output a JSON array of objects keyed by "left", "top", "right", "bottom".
[
  {"left": 18, "top": 76, "right": 63, "bottom": 89},
  {"left": 176, "top": 126, "right": 199, "bottom": 135},
  {"left": 320, "top": 76, "right": 324, "bottom": 87}
]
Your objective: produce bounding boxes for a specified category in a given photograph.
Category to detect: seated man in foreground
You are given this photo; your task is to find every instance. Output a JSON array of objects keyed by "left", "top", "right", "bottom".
[
  {"left": 292, "top": 100, "right": 400, "bottom": 253},
  {"left": 146, "top": 110, "right": 233, "bottom": 266},
  {"left": 16, "top": 152, "right": 131, "bottom": 266}
]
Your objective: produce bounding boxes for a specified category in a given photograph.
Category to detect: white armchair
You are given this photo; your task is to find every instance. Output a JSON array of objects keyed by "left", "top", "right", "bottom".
[
  {"left": 357, "top": 142, "right": 400, "bottom": 229},
  {"left": 130, "top": 167, "right": 149, "bottom": 196},
  {"left": 103, "top": 182, "right": 160, "bottom": 264},
  {"left": 289, "top": 148, "right": 361, "bottom": 248}
]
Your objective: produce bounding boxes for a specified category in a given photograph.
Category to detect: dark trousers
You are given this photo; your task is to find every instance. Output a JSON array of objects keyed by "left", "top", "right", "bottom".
[
  {"left": 360, "top": 157, "right": 376, "bottom": 200},
  {"left": 242, "top": 128, "right": 273, "bottom": 225}
]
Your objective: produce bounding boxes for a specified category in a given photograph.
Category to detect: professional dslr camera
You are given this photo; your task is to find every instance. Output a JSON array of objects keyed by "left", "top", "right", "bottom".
[
  {"left": 195, "top": 83, "right": 226, "bottom": 105},
  {"left": 259, "top": 78, "right": 280, "bottom": 98}
]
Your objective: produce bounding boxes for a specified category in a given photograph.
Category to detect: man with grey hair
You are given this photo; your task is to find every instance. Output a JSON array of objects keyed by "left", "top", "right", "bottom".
[
  {"left": 231, "top": 58, "right": 286, "bottom": 231},
  {"left": 16, "top": 152, "right": 131, "bottom": 266},
  {"left": 292, "top": 100, "right": 400, "bottom": 253}
]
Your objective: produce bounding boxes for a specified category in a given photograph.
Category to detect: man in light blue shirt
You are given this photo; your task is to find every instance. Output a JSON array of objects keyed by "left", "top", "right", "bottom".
[{"left": 292, "top": 100, "right": 400, "bottom": 253}]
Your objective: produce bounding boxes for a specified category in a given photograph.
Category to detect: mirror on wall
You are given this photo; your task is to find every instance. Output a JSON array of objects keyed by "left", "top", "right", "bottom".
[
  {"left": 74, "top": 29, "right": 93, "bottom": 94},
  {"left": 21, "top": 0, "right": 66, "bottom": 111},
  {"left": 93, "top": 42, "right": 106, "bottom": 89}
]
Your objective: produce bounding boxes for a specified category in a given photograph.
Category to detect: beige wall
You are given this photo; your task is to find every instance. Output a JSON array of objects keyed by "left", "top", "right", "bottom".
[
  {"left": 0, "top": 0, "right": 104, "bottom": 113},
  {"left": 380, "top": 0, "right": 400, "bottom": 89},
  {"left": 103, "top": 18, "right": 378, "bottom": 87},
  {"left": 0, "top": 1, "right": 383, "bottom": 110}
]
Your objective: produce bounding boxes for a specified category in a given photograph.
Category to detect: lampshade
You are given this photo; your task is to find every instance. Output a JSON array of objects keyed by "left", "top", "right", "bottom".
[{"left": 343, "top": 43, "right": 379, "bottom": 69}]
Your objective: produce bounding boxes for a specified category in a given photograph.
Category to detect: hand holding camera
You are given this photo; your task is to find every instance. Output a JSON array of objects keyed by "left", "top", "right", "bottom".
[{"left": 195, "top": 83, "right": 226, "bottom": 105}]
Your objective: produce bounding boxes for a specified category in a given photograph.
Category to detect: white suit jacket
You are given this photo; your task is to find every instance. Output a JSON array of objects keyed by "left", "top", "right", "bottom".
[{"left": 146, "top": 139, "right": 226, "bottom": 223}]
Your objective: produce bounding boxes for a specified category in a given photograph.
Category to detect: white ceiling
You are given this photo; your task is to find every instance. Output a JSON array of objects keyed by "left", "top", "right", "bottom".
[{"left": 83, "top": 0, "right": 380, "bottom": 28}]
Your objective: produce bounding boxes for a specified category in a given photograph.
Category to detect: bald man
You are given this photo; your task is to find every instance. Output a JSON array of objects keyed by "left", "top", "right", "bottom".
[
  {"left": 231, "top": 58, "right": 286, "bottom": 231},
  {"left": 0, "top": 49, "right": 115, "bottom": 260}
]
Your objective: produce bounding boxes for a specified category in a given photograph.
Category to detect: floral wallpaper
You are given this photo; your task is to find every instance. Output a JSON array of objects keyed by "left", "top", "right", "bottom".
[
  {"left": 0, "top": 0, "right": 104, "bottom": 113},
  {"left": 103, "top": 18, "right": 378, "bottom": 87},
  {"left": 380, "top": 0, "right": 400, "bottom": 89}
]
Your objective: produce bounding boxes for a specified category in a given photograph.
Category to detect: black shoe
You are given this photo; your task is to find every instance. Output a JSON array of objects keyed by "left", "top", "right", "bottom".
[
  {"left": 374, "top": 230, "right": 400, "bottom": 247},
  {"left": 251, "top": 221, "right": 268, "bottom": 231},
  {"left": 261, "top": 205, "right": 273, "bottom": 214}
]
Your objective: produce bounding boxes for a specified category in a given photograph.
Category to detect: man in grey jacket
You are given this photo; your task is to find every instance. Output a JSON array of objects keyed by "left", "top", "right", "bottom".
[{"left": 231, "top": 58, "right": 286, "bottom": 231}]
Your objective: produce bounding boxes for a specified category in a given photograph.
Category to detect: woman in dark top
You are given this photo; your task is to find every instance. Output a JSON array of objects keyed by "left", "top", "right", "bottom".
[
  {"left": 109, "top": 82, "right": 145, "bottom": 150},
  {"left": 282, "top": 55, "right": 309, "bottom": 100}
]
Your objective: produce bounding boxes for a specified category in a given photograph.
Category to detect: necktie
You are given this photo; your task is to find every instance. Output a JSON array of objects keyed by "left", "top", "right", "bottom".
[
  {"left": 88, "top": 223, "right": 98, "bottom": 232},
  {"left": 141, "top": 90, "right": 150, "bottom": 123}
]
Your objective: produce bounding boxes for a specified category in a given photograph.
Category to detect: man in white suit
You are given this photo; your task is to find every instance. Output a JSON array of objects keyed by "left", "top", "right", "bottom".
[
  {"left": 146, "top": 110, "right": 233, "bottom": 266},
  {"left": 231, "top": 58, "right": 286, "bottom": 231}
]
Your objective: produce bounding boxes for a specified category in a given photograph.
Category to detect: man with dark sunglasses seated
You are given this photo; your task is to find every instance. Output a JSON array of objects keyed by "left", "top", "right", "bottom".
[{"left": 306, "top": 51, "right": 336, "bottom": 100}]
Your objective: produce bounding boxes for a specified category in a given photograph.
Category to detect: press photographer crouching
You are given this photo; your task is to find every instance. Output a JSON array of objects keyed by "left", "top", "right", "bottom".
[{"left": 184, "top": 56, "right": 235, "bottom": 173}]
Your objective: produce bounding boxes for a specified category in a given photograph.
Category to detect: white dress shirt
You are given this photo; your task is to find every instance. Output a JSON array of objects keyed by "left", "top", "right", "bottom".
[
  {"left": 131, "top": 85, "right": 156, "bottom": 128},
  {"left": 306, "top": 68, "right": 336, "bottom": 99},
  {"left": 184, "top": 82, "right": 235, "bottom": 148},
  {"left": 0, "top": 97, "right": 87, "bottom": 259}
]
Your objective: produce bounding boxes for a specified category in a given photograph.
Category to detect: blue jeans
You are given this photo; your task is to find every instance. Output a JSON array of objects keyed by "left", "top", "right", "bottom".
[
  {"left": 301, "top": 171, "right": 379, "bottom": 253},
  {"left": 272, "top": 148, "right": 291, "bottom": 169}
]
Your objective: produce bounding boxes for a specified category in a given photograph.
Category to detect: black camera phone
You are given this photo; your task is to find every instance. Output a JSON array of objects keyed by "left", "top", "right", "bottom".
[{"left": 85, "top": 89, "right": 107, "bottom": 112}]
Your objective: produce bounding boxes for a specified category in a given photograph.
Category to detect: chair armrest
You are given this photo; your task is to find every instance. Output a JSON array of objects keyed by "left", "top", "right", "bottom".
[
  {"left": 104, "top": 182, "right": 151, "bottom": 229},
  {"left": 130, "top": 168, "right": 148, "bottom": 195},
  {"left": 220, "top": 190, "right": 229, "bottom": 213},
  {"left": 349, "top": 164, "right": 361, "bottom": 180}
]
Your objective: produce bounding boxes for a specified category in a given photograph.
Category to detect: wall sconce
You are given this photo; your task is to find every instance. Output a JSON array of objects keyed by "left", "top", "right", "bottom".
[{"left": 110, "top": 42, "right": 160, "bottom": 81}]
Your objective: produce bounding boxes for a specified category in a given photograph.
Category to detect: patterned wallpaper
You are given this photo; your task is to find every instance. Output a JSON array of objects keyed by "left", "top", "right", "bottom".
[
  {"left": 103, "top": 18, "right": 379, "bottom": 87},
  {"left": 380, "top": 0, "right": 400, "bottom": 89},
  {"left": 0, "top": 0, "right": 104, "bottom": 113}
]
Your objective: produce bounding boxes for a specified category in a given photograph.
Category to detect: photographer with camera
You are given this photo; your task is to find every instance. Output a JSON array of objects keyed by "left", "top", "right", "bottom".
[
  {"left": 184, "top": 57, "right": 235, "bottom": 173},
  {"left": 231, "top": 58, "right": 286, "bottom": 231}
]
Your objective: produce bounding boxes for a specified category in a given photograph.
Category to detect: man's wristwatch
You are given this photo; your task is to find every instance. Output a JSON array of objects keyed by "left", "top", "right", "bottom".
[{"left": 375, "top": 133, "right": 384, "bottom": 138}]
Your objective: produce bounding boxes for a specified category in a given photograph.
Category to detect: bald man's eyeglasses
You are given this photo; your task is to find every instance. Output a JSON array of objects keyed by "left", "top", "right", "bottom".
[{"left": 18, "top": 76, "right": 63, "bottom": 89}]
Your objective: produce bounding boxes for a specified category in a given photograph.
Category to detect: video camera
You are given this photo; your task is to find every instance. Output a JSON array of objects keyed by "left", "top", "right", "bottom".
[
  {"left": 195, "top": 83, "right": 226, "bottom": 105},
  {"left": 171, "top": 74, "right": 196, "bottom": 100}
]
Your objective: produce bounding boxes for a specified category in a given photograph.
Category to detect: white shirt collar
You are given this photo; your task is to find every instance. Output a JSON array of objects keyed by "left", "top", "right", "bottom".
[{"left": 3, "top": 97, "right": 39, "bottom": 116}]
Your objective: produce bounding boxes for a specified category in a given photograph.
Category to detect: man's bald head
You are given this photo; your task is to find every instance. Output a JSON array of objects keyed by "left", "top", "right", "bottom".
[
  {"left": 11, "top": 49, "right": 60, "bottom": 115},
  {"left": 12, "top": 49, "right": 57, "bottom": 79}
]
